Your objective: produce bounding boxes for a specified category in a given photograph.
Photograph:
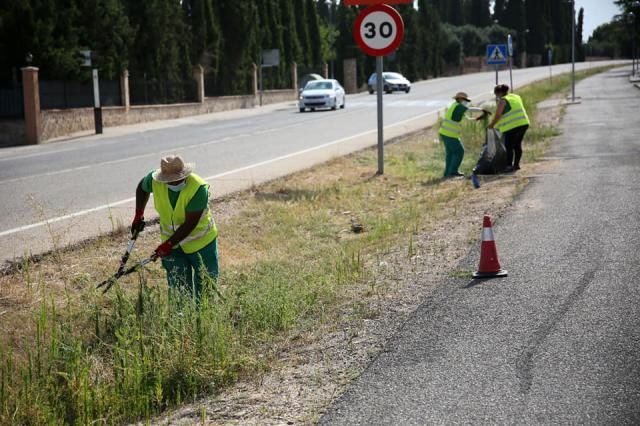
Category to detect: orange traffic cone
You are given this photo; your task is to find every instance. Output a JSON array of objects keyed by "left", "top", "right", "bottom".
[{"left": 472, "top": 215, "right": 508, "bottom": 278}]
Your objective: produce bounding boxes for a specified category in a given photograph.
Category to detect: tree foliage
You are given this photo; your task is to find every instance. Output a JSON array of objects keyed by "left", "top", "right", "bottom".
[{"left": 0, "top": 0, "right": 620, "bottom": 93}]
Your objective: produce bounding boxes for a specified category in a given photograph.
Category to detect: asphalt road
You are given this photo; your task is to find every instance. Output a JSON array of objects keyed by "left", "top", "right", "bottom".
[
  {"left": 0, "top": 61, "right": 625, "bottom": 264},
  {"left": 319, "top": 67, "right": 640, "bottom": 424}
]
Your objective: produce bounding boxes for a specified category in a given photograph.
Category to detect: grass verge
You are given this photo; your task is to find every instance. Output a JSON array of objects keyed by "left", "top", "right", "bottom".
[{"left": 0, "top": 66, "right": 615, "bottom": 424}]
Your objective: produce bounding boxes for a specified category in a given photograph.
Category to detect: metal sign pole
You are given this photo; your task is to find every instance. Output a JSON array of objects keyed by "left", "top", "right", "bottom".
[
  {"left": 376, "top": 55, "right": 384, "bottom": 175},
  {"left": 508, "top": 56, "right": 513, "bottom": 89},
  {"left": 259, "top": 64, "right": 263, "bottom": 107},
  {"left": 571, "top": 0, "right": 576, "bottom": 102},
  {"left": 507, "top": 34, "right": 514, "bottom": 89},
  {"left": 92, "top": 69, "right": 102, "bottom": 134},
  {"left": 495, "top": 65, "right": 499, "bottom": 85}
]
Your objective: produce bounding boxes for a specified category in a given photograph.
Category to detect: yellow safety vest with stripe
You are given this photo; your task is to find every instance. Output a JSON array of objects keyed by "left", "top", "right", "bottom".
[
  {"left": 439, "top": 102, "right": 463, "bottom": 139},
  {"left": 496, "top": 93, "right": 530, "bottom": 133},
  {"left": 152, "top": 174, "right": 217, "bottom": 254}
]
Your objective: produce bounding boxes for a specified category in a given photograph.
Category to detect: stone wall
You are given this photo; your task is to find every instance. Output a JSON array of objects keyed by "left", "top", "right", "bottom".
[
  {"left": 463, "top": 56, "right": 491, "bottom": 73},
  {"left": 40, "top": 89, "right": 296, "bottom": 142}
]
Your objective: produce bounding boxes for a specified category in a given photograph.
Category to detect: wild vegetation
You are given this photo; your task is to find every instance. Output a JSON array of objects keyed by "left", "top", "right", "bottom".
[{"left": 0, "top": 66, "right": 613, "bottom": 425}]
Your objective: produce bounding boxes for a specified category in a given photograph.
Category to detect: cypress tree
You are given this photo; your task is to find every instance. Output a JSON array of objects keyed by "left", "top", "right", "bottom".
[
  {"left": 280, "top": 0, "right": 301, "bottom": 69},
  {"left": 470, "top": 0, "right": 491, "bottom": 27},
  {"left": 294, "top": 0, "right": 312, "bottom": 65},
  {"left": 493, "top": 0, "right": 506, "bottom": 24},
  {"left": 577, "top": 7, "right": 585, "bottom": 61},
  {"left": 418, "top": 0, "right": 445, "bottom": 77},
  {"left": 78, "top": 0, "right": 133, "bottom": 80},
  {"left": 306, "top": 0, "right": 323, "bottom": 66},
  {"left": 525, "top": 0, "right": 547, "bottom": 56},
  {"left": 183, "top": 0, "right": 222, "bottom": 77},
  {"left": 217, "top": 0, "right": 259, "bottom": 94},
  {"left": 396, "top": 6, "right": 423, "bottom": 81}
]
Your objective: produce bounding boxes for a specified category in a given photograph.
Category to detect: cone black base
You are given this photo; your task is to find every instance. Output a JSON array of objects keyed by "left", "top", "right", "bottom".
[{"left": 472, "top": 269, "right": 508, "bottom": 279}]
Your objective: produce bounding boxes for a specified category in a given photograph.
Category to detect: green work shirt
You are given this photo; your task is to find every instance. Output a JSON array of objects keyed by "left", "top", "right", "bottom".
[
  {"left": 451, "top": 103, "right": 468, "bottom": 122},
  {"left": 141, "top": 171, "right": 208, "bottom": 212},
  {"left": 501, "top": 98, "right": 512, "bottom": 115}
]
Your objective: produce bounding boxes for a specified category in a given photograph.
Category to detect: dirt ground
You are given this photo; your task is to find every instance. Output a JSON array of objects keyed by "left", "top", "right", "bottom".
[{"left": 153, "top": 102, "right": 564, "bottom": 425}]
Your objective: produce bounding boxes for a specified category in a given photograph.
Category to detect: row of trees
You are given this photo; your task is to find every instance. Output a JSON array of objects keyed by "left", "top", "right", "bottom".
[
  {"left": 1, "top": 0, "right": 597, "bottom": 96},
  {"left": 0, "top": 0, "right": 329, "bottom": 95},
  {"left": 587, "top": 0, "right": 640, "bottom": 59}
]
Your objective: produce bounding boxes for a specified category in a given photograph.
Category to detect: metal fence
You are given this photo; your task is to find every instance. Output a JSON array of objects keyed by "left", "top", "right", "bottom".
[
  {"left": 0, "top": 86, "right": 24, "bottom": 119},
  {"left": 129, "top": 79, "right": 198, "bottom": 105},
  {"left": 204, "top": 73, "right": 253, "bottom": 97},
  {"left": 39, "top": 79, "right": 122, "bottom": 110}
]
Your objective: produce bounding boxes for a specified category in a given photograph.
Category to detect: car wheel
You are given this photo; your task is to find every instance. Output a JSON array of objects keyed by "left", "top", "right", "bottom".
[
  {"left": 311, "top": 107, "right": 315, "bottom": 112},
  {"left": 299, "top": 107, "right": 305, "bottom": 113},
  {"left": 384, "top": 86, "right": 392, "bottom": 94},
  {"left": 340, "top": 98, "right": 345, "bottom": 109},
  {"left": 405, "top": 88, "right": 410, "bottom": 93},
  {"left": 369, "top": 88, "right": 374, "bottom": 94}
]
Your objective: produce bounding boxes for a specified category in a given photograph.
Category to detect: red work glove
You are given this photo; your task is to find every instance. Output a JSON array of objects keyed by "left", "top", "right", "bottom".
[
  {"left": 131, "top": 209, "right": 145, "bottom": 236},
  {"left": 154, "top": 241, "right": 173, "bottom": 258}
]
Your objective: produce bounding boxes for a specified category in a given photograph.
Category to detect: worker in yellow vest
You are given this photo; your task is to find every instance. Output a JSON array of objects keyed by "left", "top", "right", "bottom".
[
  {"left": 488, "top": 84, "right": 530, "bottom": 172},
  {"left": 439, "top": 92, "right": 488, "bottom": 177},
  {"left": 132, "top": 155, "right": 218, "bottom": 299}
]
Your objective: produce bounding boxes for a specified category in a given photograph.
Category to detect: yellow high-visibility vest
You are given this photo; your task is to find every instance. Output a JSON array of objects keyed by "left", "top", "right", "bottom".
[
  {"left": 439, "top": 102, "right": 463, "bottom": 138},
  {"left": 152, "top": 174, "right": 217, "bottom": 254},
  {"left": 496, "top": 93, "right": 530, "bottom": 133}
]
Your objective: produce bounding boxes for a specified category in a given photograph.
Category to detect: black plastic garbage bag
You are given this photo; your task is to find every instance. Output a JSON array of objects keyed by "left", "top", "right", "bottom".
[{"left": 473, "top": 128, "right": 508, "bottom": 175}]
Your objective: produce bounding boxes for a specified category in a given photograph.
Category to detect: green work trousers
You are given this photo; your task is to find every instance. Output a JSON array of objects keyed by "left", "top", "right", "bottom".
[
  {"left": 440, "top": 134, "right": 465, "bottom": 176},
  {"left": 161, "top": 239, "right": 218, "bottom": 300}
]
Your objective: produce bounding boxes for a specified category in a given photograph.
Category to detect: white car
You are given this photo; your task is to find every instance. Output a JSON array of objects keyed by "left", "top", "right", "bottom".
[
  {"left": 368, "top": 72, "right": 411, "bottom": 94},
  {"left": 298, "top": 79, "right": 346, "bottom": 112}
]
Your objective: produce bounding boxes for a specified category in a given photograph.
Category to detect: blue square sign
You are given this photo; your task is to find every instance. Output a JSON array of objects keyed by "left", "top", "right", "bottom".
[{"left": 487, "top": 44, "right": 508, "bottom": 65}]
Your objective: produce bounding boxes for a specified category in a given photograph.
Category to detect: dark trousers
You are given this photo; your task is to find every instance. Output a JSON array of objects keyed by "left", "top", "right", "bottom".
[{"left": 504, "top": 125, "right": 529, "bottom": 168}]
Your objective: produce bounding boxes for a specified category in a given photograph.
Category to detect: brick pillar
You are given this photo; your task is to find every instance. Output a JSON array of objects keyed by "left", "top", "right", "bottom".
[
  {"left": 343, "top": 58, "right": 357, "bottom": 94},
  {"left": 291, "top": 62, "right": 298, "bottom": 92},
  {"left": 193, "top": 65, "right": 205, "bottom": 103},
  {"left": 323, "top": 62, "right": 329, "bottom": 79},
  {"left": 120, "top": 69, "right": 130, "bottom": 111},
  {"left": 252, "top": 63, "right": 258, "bottom": 96},
  {"left": 21, "top": 67, "right": 41, "bottom": 145}
]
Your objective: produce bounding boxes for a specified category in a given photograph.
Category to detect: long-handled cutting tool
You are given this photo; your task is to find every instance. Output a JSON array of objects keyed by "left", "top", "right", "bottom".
[{"left": 97, "top": 224, "right": 155, "bottom": 293}]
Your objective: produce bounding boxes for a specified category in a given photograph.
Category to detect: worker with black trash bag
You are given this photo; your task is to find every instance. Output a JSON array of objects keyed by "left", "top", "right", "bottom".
[{"left": 487, "top": 84, "right": 530, "bottom": 172}]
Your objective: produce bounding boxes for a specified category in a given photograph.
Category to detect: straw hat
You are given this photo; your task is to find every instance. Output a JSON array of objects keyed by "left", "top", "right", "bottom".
[
  {"left": 152, "top": 155, "right": 194, "bottom": 183},
  {"left": 453, "top": 92, "right": 471, "bottom": 102}
]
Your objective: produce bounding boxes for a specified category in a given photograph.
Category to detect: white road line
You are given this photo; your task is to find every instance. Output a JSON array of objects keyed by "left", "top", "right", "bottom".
[{"left": 0, "top": 197, "right": 136, "bottom": 237}]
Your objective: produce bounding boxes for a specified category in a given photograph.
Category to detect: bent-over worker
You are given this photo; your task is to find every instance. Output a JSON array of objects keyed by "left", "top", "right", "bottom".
[
  {"left": 438, "top": 92, "right": 488, "bottom": 177},
  {"left": 133, "top": 155, "right": 218, "bottom": 299},
  {"left": 487, "top": 84, "right": 530, "bottom": 172}
]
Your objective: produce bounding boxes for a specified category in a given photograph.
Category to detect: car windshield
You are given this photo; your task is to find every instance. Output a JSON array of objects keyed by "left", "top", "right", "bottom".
[
  {"left": 305, "top": 81, "right": 332, "bottom": 90},
  {"left": 383, "top": 72, "right": 403, "bottom": 79}
]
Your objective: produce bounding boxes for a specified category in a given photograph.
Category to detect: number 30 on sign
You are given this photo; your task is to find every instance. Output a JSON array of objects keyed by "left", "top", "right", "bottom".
[{"left": 353, "top": 4, "right": 405, "bottom": 57}]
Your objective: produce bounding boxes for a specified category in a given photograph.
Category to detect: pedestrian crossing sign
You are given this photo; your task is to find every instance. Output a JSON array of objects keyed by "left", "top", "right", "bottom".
[{"left": 486, "top": 44, "right": 508, "bottom": 65}]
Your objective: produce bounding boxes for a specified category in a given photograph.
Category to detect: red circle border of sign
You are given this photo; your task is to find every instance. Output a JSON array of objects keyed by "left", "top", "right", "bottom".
[{"left": 353, "top": 4, "right": 405, "bottom": 57}]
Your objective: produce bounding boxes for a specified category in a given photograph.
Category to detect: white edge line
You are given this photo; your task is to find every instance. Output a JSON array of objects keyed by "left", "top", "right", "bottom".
[{"left": 0, "top": 197, "right": 136, "bottom": 237}]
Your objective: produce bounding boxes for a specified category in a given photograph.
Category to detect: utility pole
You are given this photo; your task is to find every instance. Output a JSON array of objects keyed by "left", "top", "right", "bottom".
[
  {"left": 571, "top": 0, "right": 576, "bottom": 102},
  {"left": 633, "top": 2, "right": 640, "bottom": 76}
]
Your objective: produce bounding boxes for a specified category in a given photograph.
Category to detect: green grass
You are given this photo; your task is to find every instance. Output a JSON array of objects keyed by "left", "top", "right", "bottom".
[{"left": 0, "top": 65, "right": 616, "bottom": 425}]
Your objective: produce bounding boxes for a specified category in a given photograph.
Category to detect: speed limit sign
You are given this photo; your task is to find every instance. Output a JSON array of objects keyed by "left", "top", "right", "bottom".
[{"left": 353, "top": 4, "right": 404, "bottom": 57}]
